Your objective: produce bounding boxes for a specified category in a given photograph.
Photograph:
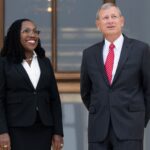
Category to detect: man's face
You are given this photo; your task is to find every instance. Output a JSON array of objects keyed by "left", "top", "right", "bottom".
[{"left": 96, "top": 6, "right": 124, "bottom": 38}]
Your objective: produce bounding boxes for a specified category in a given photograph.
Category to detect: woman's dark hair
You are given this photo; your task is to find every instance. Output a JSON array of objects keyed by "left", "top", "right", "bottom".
[{"left": 0, "top": 18, "right": 45, "bottom": 63}]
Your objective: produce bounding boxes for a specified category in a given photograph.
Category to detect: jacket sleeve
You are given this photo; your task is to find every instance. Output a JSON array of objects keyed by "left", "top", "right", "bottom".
[
  {"left": 80, "top": 50, "right": 92, "bottom": 110},
  {"left": 0, "top": 58, "right": 8, "bottom": 133},
  {"left": 46, "top": 58, "right": 63, "bottom": 136},
  {"left": 141, "top": 44, "right": 150, "bottom": 127}
]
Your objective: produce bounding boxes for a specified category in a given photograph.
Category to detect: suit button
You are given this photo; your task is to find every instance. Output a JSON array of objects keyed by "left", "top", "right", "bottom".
[
  {"left": 33, "top": 92, "right": 37, "bottom": 95},
  {"left": 36, "top": 106, "right": 39, "bottom": 111},
  {"left": 109, "top": 89, "right": 113, "bottom": 92},
  {"left": 89, "top": 106, "right": 96, "bottom": 114}
]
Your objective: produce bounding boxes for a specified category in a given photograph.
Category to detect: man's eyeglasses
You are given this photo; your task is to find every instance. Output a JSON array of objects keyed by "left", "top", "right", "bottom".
[
  {"left": 101, "top": 15, "right": 121, "bottom": 21},
  {"left": 21, "top": 28, "right": 40, "bottom": 36}
]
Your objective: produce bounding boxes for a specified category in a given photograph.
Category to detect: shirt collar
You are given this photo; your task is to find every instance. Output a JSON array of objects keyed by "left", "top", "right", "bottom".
[
  {"left": 32, "top": 51, "right": 37, "bottom": 59},
  {"left": 104, "top": 34, "right": 124, "bottom": 50}
]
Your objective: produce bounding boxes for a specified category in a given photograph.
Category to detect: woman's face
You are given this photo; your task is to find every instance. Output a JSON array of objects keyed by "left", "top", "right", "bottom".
[{"left": 20, "top": 21, "right": 40, "bottom": 53}]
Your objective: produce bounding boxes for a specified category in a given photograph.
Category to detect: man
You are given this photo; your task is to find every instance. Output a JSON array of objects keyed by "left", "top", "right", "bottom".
[{"left": 80, "top": 2, "right": 150, "bottom": 150}]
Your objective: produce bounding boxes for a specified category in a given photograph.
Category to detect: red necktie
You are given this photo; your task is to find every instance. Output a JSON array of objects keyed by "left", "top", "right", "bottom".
[{"left": 105, "top": 43, "right": 115, "bottom": 84}]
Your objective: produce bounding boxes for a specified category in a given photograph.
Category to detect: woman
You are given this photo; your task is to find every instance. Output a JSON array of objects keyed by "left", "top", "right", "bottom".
[{"left": 0, "top": 19, "right": 63, "bottom": 150}]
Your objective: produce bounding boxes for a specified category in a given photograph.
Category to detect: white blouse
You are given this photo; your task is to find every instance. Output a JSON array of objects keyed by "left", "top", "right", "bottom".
[{"left": 22, "top": 52, "right": 41, "bottom": 89}]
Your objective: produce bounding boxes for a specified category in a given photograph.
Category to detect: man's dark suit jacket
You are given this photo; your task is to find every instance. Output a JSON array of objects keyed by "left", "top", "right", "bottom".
[
  {"left": 0, "top": 57, "right": 63, "bottom": 136},
  {"left": 80, "top": 35, "right": 150, "bottom": 142}
]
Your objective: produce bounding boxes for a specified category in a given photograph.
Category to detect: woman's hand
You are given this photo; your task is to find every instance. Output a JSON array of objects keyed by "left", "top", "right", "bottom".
[
  {"left": 52, "top": 134, "right": 64, "bottom": 150},
  {"left": 0, "top": 133, "right": 11, "bottom": 150}
]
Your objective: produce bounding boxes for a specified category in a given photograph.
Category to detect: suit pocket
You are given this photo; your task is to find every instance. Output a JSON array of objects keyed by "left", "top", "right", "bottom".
[{"left": 128, "top": 105, "right": 145, "bottom": 112}]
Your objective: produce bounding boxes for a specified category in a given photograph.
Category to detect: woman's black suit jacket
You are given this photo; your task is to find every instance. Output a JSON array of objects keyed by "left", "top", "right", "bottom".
[{"left": 0, "top": 57, "right": 63, "bottom": 136}]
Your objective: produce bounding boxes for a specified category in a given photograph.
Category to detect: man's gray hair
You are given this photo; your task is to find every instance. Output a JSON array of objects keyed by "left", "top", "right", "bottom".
[{"left": 96, "top": 3, "right": 122, "bottom": 20}]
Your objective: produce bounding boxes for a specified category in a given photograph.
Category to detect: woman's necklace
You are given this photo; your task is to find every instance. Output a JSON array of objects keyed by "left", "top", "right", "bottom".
[{"left": 25, "top": 57, "right": 32, "bottom": 61}]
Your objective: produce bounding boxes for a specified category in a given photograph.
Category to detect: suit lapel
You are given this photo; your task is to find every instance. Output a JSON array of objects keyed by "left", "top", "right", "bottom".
[
  {"left": 95, "top": 41, "right": 110, "bottom": 85},
  {"left": 94, "top": 36, "right": 132, "bottom": 86},
  {"left": 36, "top": 57, "right": 46, "bottom": 90},
  {"left": 15, "top": 63, "right": 34, "bottom": 89},
  {"left": 15, "top": 58, "right": 47, "bottom": 90},
  {"left": 112, "top": 36, "right": 131, "bottom": 85}
]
